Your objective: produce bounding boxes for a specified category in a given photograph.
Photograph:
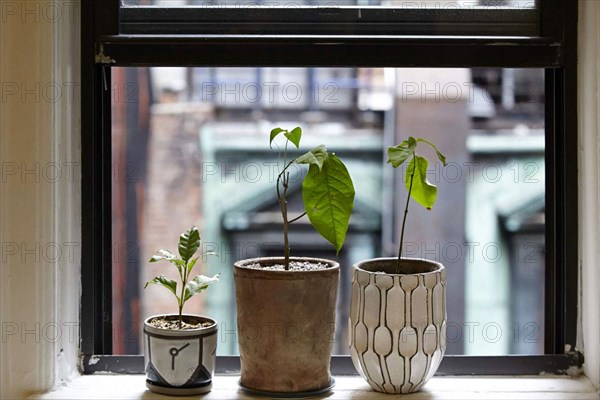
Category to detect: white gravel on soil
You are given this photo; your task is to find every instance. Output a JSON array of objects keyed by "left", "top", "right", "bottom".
[
  {"left": 148, "top": 316, "right": 212, "bottom": 330},
  {"left": 245, "top": 260, "right": 331, "bottom": 271}
]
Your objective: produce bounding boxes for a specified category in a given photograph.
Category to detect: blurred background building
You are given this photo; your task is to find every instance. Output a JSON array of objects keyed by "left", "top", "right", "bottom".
[{"left": 111, "top": 65, "right": 545, "bottom": 357}]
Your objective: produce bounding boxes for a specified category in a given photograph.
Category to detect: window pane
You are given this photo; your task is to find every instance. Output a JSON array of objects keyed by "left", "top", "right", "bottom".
[
  {"left": 111, "top": 66, "right": 544, "bottom": 356},
  {"left": 120, "top": 1, "right": 538, "bottom": 36}
]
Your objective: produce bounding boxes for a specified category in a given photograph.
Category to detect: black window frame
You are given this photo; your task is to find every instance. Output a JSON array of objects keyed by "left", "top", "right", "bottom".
[{"left": 81, "top": 0, "right": 582, "bottom": 375}]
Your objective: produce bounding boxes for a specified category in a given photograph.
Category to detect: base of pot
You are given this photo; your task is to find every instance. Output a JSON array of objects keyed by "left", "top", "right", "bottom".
[
  {"left": 237, "top": 379, "right": 335, "bottom": 398},
  {"left": 146, "top": 380, "right": 212, "bottom": 396}
]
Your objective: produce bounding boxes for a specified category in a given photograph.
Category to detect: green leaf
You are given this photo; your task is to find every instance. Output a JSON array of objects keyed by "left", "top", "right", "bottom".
[
  {"left": 159, "top": 249, "right": 177, "bottom": 259},
  {"left": 144, "top": 276, "right": 178, "bottom": 299},
  {"left": 183, "top": 274, "right": 220, "bottom": 302},
  {"left": 284, "top": 127, "right": 302, "bottom": 148},
  {"left": 406, "top": 155, "right": 438, "bottom": 210},
  {"left": 186, "top": 256, "right": 199, "bottom": 275},
  {"left": 387, "top": 138, "right": 416, "bottom": 168},
  {"left": 269, "top": 128, "right": 285, "bottom": 147},
  {"left": 170, "top": 258, "right": 186, "bottom": 267},
  {"left": 149, "top": 251, "right": 185, "bottom": 278},
  {"left": 417, "top": 138, "right": 448, "bottom": 166},
  {"left": 178, "top": 226, "right": 201, "bottom": 263},
  {"left": 295, "top": 145, "right": 328, "bottom": 171},
  {"left": 302, "top": 154, "right": 355, "bottom": 254},
  {"left": 149, "top": 249, "right": 177, "bottom": 263}
]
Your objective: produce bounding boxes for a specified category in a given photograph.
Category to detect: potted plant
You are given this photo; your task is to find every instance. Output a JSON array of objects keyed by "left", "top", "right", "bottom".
[
  {"left": 233, "top": 127, "right": 355, "bottom": 397},
  {"left": 349, "top": 137, "right": 448, "bottom": 394},
  {"left": 143, "top": 226, "right": 220, "bottom": 396}
]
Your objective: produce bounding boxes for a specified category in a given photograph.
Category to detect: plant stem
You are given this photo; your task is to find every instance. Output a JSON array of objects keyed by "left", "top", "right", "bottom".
[
  {"left": 288, "top": 211, "right": 307, "bottom": 224},
  {"left": 276, "top": 150, "right": 295, "bottom": 270},
  {"left": 178, "top": 262, "right": 188, "bottom": 329},
  {"left": 397, "top": 156, "right": 416, "bottom": 274},
  {"left": 282, "top": 172, "right": 290, "bottom": 269},
  {"left": 178, "top": 302, "right": 183, "bottom": 330}
]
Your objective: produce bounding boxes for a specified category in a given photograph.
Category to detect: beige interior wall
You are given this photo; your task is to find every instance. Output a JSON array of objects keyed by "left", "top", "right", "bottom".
[
  {"left": 0, "top": 1, "right": 81, "bottom": 398},
  {"left": 578, "top": 0, "right": 600, "bottom": 389}
]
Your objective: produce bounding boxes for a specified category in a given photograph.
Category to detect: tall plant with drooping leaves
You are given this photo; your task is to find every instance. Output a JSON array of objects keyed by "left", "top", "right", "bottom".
[
  {"left": 145, "top": 226, "right": 219, "bottom": 329},
  {"left": 270, "top": 126, "right": 355, "bottom": 270},
  {"left": 388, "top": 137, "right": 447, "bottom": 273}
]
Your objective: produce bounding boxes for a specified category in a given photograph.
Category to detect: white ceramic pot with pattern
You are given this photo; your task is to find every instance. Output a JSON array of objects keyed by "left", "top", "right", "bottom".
[
  {"left": 349, "top": 258, "right": 446, "bottom": 394},
  {"left": 143, "top": 314, "right": 218, "bottom": 396}
]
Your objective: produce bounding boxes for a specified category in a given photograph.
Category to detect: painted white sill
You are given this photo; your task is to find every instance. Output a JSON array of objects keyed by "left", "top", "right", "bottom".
[{"left": 34, "top": 375, "right": 599, "bottom": 399}]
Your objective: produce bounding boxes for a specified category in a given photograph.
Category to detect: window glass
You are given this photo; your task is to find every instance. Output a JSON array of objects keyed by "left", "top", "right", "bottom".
[
  {"left": 119, "top": 0, "right": 538, "bottom": 35},
  {"left": 111, "top": 66, "right": 545, "bottom": 356}
]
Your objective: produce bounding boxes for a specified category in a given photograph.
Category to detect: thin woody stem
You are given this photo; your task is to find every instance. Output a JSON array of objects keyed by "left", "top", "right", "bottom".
[
  {"left": 179, "top": 260, "right": 192, "bottom": 329},
  {"left": 276, "top": 153, "right": 294, "bottom": 270},
  {"left": 288, "top": 211, "right": 307, "bottom": 224},
  {"left": 282, "top": 172, "right": 290, "bottom": 269},
  {"left": 397, "top": 155, "right": 416, "bottom": 274}
]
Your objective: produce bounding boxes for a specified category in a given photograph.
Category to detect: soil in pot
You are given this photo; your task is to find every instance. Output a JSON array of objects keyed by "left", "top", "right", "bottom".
[
  {"left": 147, "top": 315, "right": 214, "bottom": 331},
  {"left": 363, "top": 258, "right": 441, "bottom": 275},
  {"left": 245, "top": 260, "right": 331, "bottom": 271}
]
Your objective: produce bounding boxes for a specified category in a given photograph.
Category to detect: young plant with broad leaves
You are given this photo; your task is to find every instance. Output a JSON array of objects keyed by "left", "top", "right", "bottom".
[
  {"left": 145, "top": 226, "right": 219, "bottom": 329},
  {"left": 388, "top": 137, "right": 447, "bottom": 273},
  {"left": 270, "top": 127, "right": 355, "bottom": 270}
]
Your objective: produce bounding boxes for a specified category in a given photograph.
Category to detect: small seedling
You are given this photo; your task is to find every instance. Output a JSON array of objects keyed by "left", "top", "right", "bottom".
[
  {"left": 388, "top": 137, "right": 447, "bottom": 273},
  {"left": 270, "top": 127, "right": 355, "bottom": 270},
  {"left": 145, "top": 226, "right": 219, "bottom": 329}
]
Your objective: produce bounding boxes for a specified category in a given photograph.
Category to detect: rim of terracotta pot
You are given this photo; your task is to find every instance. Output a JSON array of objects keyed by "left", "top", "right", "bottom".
[
  {"left": 353, "top": 257, "right": 444, "bottom": 276},
  {"left": 234, "top": 256, "right": 340, "bottom": 279},
  {"left": 143, "top": 314, "right": 217, "bottom": 337}
]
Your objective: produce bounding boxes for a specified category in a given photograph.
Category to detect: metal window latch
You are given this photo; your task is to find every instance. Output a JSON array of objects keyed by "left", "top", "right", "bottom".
[{"left": 95, "top": 45, "right": 116, "bottom": 65}]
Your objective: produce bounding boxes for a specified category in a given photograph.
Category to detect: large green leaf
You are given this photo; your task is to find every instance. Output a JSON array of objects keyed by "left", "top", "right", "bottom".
[
  {"left": 184, "top": 274, "right": 220, "bottom": 302},
  {"left": 284, "top": 127, "right": 302, "bottom": 148},
  {"left": 388, "top": 138, "right": 416, "bottom": 168},
  {"left": 295, "top": 145, "right": 328, "bottom": 171},
  {"left": 145, "top": 276, "right": 178, "bottom": 299},
  {"left": 178, "top": 226, "right": 201, "bottom": 263},
  {"left": 302, "top": 154, "right": 355, "bottom": 254},
  {"left": 406, "top": 155, "right": 437, "bottom": 210}
]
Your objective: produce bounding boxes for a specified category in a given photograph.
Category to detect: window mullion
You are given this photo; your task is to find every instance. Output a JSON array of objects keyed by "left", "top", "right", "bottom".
[
  {"left": 95, "top": 0, "right": 120, "bottom": 39},
  {"left": 96, "top": 35, "right": 562, "bottom": 68}
]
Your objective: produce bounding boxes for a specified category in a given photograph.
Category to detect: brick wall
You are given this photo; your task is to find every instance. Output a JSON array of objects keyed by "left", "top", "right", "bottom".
[{"left": 141, "top": 103, "right": 214, "bottom": 319}]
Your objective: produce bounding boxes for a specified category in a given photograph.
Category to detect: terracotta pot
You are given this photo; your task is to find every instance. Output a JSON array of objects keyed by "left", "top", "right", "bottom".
[
  {"left": 349, "top": 258, "right": 446, "bottom": 394},
  {"left": 143, "top": 314, "right": 218, "bottom": 396},
  {"left": 234, "top": 257, "right": 340, "bottom": 396}
]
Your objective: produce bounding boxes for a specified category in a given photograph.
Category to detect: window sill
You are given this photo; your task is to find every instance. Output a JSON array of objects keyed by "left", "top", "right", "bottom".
[{"left": 34, "top": 374, "right": 599, "bottom": 399}]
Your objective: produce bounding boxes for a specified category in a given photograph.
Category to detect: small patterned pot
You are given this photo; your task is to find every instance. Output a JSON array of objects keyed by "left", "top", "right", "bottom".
[
  {"left": 350, "top": 258, "right": 446, "bottom": 394},
  {"left": 143, "top": 314, "right": 217, "bottom": 396}
]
